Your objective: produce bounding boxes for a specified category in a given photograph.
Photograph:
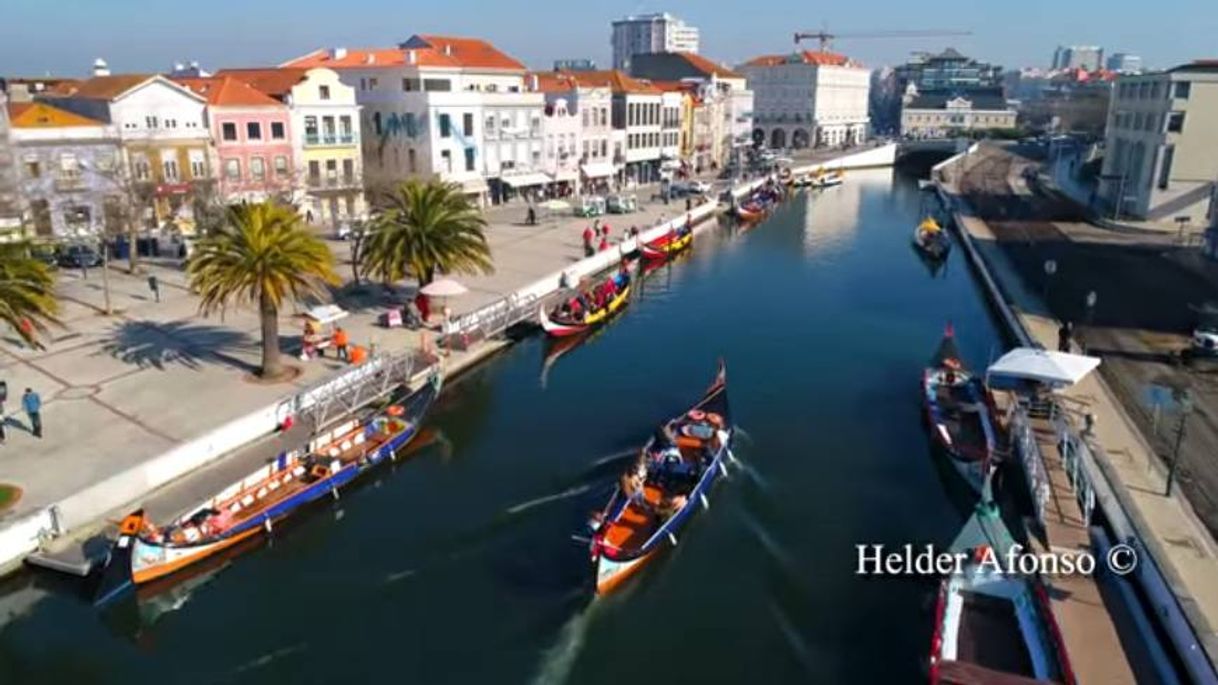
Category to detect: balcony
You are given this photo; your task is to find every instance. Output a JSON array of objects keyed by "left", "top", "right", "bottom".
[{"left": 304, "top": 133, "right": 358, "bottom": 147}]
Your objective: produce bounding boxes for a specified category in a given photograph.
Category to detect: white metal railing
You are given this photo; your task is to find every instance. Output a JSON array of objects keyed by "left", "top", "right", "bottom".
[
  {"left": 1051, "top": 411, "right": 1097, "bottom": 525},
  {"left": 443, "top": 291, "right": 541, "bottom": 352},
  {"left": 1007, "top": 402, "right": 1050, "bottom": 526}
]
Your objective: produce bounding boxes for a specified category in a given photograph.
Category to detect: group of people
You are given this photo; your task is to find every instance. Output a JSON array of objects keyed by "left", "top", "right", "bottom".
[
  {"left": 582, "top": 221, "right": 613, "bottom": 257},
  {"left": 617, "top": 422, "right": 692, "bottom": 521},
  {"left": 556, "top": 268, "right": 628, "bottom": 322},
  {"left": 302, "top": 321, "right": 352, "bottom": 362}
]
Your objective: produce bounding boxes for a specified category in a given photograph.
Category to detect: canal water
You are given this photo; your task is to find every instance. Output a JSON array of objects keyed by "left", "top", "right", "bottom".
[{"left": 0, "top": 169, "right": 1004, "bottom": 684}]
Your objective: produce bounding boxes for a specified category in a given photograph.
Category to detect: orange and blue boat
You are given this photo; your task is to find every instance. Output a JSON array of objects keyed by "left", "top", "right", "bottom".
[{"left": 588, "top": 361, "right": 733, "bottom": 594}]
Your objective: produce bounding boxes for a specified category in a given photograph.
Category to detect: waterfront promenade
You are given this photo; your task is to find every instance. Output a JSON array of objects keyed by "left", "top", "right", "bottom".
[{"left": 943, "top": 144, "right": 1218, "bottom": 676}]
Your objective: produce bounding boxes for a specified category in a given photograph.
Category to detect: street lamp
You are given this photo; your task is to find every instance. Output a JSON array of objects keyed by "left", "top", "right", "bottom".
[{"left": 1165, "top": 386, "right": 1193, "bottom": 498}]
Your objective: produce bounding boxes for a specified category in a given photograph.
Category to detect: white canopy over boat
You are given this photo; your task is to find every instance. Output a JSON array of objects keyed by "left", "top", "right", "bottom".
[{"left": 986, "top": 348, "right": 1101, "bottom": 388}]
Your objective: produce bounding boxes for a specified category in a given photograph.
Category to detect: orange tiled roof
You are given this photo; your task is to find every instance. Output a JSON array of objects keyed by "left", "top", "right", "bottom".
[
  {"left": 214, "top": 68, "right": 309, "bottom": 98},
  {"left": 284, "top": 34, "right": 526, "bottom": 72},
  {"left": 562, "top": 70, "right": 661, "bottom": 94},
  {"left": 673, "top": 52, "right": 742, "bottom": 79},
  {"left": 66, "top": 74, "right": 155, "bottom": 100},
  {"left": 743, "top": 50, "right": 850, "bottom": 68},
  {"left": 7, "top": 101, "right": 105, "bottom": 128},
  {"left": 173, "top": 76, "right": 284, "bottom": 107},
  {"left": 648, "top": 80, "right": 697, "bottom": 93}
]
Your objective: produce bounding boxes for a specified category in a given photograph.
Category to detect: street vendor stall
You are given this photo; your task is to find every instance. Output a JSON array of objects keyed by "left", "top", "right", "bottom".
[{"left": 300, "top": 304, "right": 349, "bottom": 360}]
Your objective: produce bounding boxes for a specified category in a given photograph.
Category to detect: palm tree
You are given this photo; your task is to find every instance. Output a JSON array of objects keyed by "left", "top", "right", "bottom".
[
  {"left": 187, "top": 202, "right": 338, "bottom": 379},
  {"left": 0, "top": 244, "right": 59, "bottom": 349},
  {"left": 360, "top": 179, "right": 493, "bottom": 287}
]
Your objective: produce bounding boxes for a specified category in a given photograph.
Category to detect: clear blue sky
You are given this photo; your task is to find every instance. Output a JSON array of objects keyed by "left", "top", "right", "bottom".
[{"left": 2, "top": 0, "right": 1214, "bottom": 77}]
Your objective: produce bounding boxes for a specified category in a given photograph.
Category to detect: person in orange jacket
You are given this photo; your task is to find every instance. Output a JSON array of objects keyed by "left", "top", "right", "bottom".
[{"left": 333, "top": 326, "right": 350, "bottom": 361}]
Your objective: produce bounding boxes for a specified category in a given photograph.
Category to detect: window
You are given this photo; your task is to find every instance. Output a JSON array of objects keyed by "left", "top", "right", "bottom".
[
  {"left": 164, "top": 119, "right": 177, "bottom": 129},
  {"left": 24, "top": 159, "right": 41, "bottom": 178},
  {"left": 369, "top": 78, "right": 378, "bottom": 89},
  {"left": 408, "top": 148, "right": 417, "bottom": 173},
  {"left": 372, "top": 112, "right": 383, "bottom": 135},
  {"left": 1174, "top": 81, "right": 1191, "bottom": 99},
  {"left": 247, "top": 122, "right": 262, "bottom": 140},
  {"left": 402, "top": 78, "right": 419, "bottom": 92},
  {"left": 359, "top": 78, "right": 366, "bottom": 91},
  {"left": 1167, "top": 111, "right": 1186, "bottom": 133},
  {"left": 1138, "top": 82, "right": 1149, "bottom": 99},
  {"left": 163, "top": 158, "right": 179, "bottom": 182},
  {"left": 339, "top": 116, "right": 353, "bottom": 142},
  {"left": 1158, "top": 144, "right": 1174, "bottom": 190},
  {"left": 132, "top": 155, "right": 151, "bottom": 181},
  {"left": 308, "top": 160, "right": 321, "bottom": 183},
  {"left": 600, "top": 140, "right": 607, "bottom": 157},
  {"left": 225, "top": 159, "right": 241, "bottom": 181},
  {"left": 271, "top": 122, "right": 286, "bottom": 140},
  {"left": 464, "top": 147, "right": 475, "bottom": 172},
  {"left": 530, "top": 116, "right": 540, "bottom": 136},
  {"left": 439, "top": 114, "right": 451, "bottom": 138},
  {"left": 325, "top": 159, "right": 338, "bottom": 184},
  {"left": 1144, "top": 113, "right": 1156, "bottom": 132},
  {"left": 582, "top": 141, "right": 589, "bottom": 158},
  {"left": 342, "top": 159, "right": 354, "bottom": 183},
  {"left": 319, "top": 85, "right": 331, "bottom": 100},
  {"left": 59, "top": 153, "right": 81, "bottom": 180},
  {"left": 423, "top": 78, "right": 451, "bottom": 92},
  {"left": 304, "top": 116, "right": 318, "bottom": 143},
  {"left": 485, "top": 115, "right": 495, "bottom": 134},
  {"left": 30, "top": 199, "right": 51, "bottom": 236},
  {"left": 1133, "top": 112, "right": 1143, "bottom": 130},
  {"left": 463, "top": 113, "right": 473, "bottom": 137},
  {"left": 441, "top": 149, "right": 452, "bottom": 173},
  {"left": 1150, "top": 82, "right": 1160, "bottom": 100},
  {"left": 582, "top": 109, "right": 589, "bottom": 127},
  {"left": 245, "top": 157, "right": 263, "bottom": 181},
  {"left": 274, "top": 155, "right": 289, "bottom": 177},
  {"left": 146, "top": 115, "right": 159, "bottom": 129}
]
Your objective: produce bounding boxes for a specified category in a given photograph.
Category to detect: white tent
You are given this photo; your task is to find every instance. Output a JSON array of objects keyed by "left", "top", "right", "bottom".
[{"left": 986, "top": 348, "right": 1101, "bottom": 388}]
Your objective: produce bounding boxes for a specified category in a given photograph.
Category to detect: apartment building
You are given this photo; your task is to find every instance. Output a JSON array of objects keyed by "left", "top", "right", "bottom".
[
  {"left": 572, "top": 71, "right": 665, "bottom": 185},
  {"left": 284, "top": 34, "right": 544, "bottom": 207},
  {"left": 1099, "top": 60, "right": 1218, "bottom": 223},
  {"left": 611, "top": 13, "right": 699, "bottom": 71},
  {"left": 739, "top": 51, "right": 870, "bottom": 149}
]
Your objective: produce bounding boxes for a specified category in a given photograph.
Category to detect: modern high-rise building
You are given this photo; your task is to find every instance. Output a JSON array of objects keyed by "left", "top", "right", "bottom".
[
  {"left": 1052, "top": 45, "right": 1103, "bottom": 71},
  {"left": 1106, "top": 53, "right": 1143, "bottom": 74},
  {"left": 895, "top": 48, "right": 1003, "bottom": 92},
  {"left": 611, "top": 13, "right": 699, "bottom": 71}
]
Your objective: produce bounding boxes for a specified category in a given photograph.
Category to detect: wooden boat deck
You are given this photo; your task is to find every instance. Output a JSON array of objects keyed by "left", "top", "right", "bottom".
[
  {"left": 994, "top": 393, "right": 1137, "bottom": 684},
  {"left": 603, "top": 485, "right": 662, "bottom": 553},
  {"left": 934, "top": 382, "right": 987, "bottom": 461},
  {"left": 956, "top": 591, "right": 1036, "bottom": 677}
]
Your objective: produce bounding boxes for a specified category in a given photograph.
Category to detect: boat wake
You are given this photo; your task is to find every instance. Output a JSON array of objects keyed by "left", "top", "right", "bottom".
[
  {"left": 506, "top": 485, "right": 592, "bottom": 516},
  {"left": 383, "top": 568, "right": 417, "bottom": 585},
  {"left": 737, "top": 509, "right": 794, "bottom": 569},
  {"left": 528, "top": 598, "right": 600, "bottom": 685},
  {"left": 767, "top": 599, "right": 817, "bottom": 675},
  {"left": 228, "top": 642, "right": 308, "bottom": 677}
]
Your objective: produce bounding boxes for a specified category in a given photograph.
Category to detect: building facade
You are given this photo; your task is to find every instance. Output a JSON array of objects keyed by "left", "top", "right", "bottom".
[
  {"left": 628, "top": 51, "right": 754, "bottom": 169},
  {"left": 51, "top": 71, "right": 214, "bottom": 234},
  {"left": 1099, "top": 61, "right": 1218, "bottom": 223},
  {"left": 175, "top": 76, "right": 297, "bottom": 205},
  {"left": 611, "top": 13, "right": 699, "bottom": 71},
  {"left": 7, "top": 101, "right": 122, "bottom": 238},
  {"left": 219, "top": 67, "right": 365, "bottom": 226},
  {"left": 739, "top": 51, "right": 870, "bottom": 150},
  {"left": 1053, "top": 46, "right": 1104, "bottom": 72},
  {"left": 900, "top": 90, "right": 1017, "bottom": 138},
  {"left": 0, "top": 91, "right": 23, "bottom": 235},
  {"left": 1106, "top": 53, "right": 1143, "bottom": 74},
  {"left": 284, "top": 35, "right": 544, "bottom": 206},
  {"left": 535, "top": 83, "right": 582, "bottom": 195},
  {"left": 574, "top": 71, "right": 665, "bottom": 184},
  {"left": 896, "top": 48, "right": 1003, "bottom": 93},
  {"left": 531, "top": 71, "right": 616, "bottom": 193}
]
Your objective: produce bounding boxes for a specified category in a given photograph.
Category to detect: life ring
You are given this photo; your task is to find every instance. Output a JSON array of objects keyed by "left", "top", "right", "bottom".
[
  {"left": 687, "top": 409, "right": 706, "bottom": 421},
  {"left": 386, "top": 405, "right": 405, "bottom": 417},
  {"left": 705, "top": 412, "right": 724, "bottom": 428}
]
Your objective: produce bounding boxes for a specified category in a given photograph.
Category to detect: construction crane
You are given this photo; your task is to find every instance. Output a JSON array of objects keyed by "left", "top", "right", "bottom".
[{"left": 793, "top": 29, "right": 972, "bottom": 52}]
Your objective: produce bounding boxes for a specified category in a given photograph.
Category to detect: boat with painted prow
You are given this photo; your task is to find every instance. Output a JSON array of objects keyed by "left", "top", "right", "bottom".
[
  {"left": 922, "top": 325, "right": 996, "bottom": 494},
  {"left": 640, "top": 225, "right": 693, "bottom": 261},
  {"left": 589, "top": 361, "right": 732, "bottom": 594},
  {"left": 538, "top": 270, "right": 632, "bottom": 338},
  {"left": 93, "top": 374, "right": 442, "bottom": 605},
  {"left": 914, "top": 217, "right": 951, "bottom": 259},
  {"left": 930, "top": 477, "right": 1076, "bottom": 684}
]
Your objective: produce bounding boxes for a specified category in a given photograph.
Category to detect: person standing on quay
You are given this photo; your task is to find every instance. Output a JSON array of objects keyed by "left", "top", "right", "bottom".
[
  {"left": 22, "top": 388, "right": 41, "bottom": 439},
  {"left": 333, "top": 326, "right": 350, "bottom": 362},
  {"left": 1058, "top": 321, "right": 1073, "bottom": 353},
  {"left": 582, "top": 225, "right": 595, "bottom": 257}
]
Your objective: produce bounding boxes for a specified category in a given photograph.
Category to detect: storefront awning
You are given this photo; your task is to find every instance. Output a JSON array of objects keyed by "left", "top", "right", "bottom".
[
  {"left": 501, "top": 172, "right": 551, "bottom": 187},
  {"left": 580, "top": 162, "right": 617, "bottom": 178}
]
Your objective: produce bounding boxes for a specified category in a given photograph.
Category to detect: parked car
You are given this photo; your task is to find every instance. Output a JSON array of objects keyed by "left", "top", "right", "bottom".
[
  {"left": 57, "top": 244, "right": 103, "bottom": 268},
  {"left": 685, "top": 180, "right": 711, "bottom": 195},
  {"left": 607, "top": 194, "right": 638, "bottom": 214}
]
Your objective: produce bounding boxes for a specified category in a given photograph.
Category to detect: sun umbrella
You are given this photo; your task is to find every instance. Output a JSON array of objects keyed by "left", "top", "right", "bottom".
[
  {"left": 985, "top": 347, "right": 1101, "bottom": 388},
  {"left": 419, "top": 279, "right": 469, "bottom": 297}
]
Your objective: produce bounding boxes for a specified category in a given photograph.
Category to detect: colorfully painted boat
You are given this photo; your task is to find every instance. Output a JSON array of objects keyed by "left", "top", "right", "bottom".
[
  {"left": 589, "top": 360, "right": 732, "bottom": 594},
  {"left": 922, "top": 326, "right": 997, "bottom": 494},
  {"left": 640, "top": 227, "right": 693, "bottom": 261},
  {"left": 94, "top": 374, "right": 442, "bottom": 605},
  {"left": 808, "top": 170, "right": 844, "bottom": 188},
  {"left": 733, "top": 204, "right": 766, "bottom": 222},
  {"left": 914, "top": 217, "right": 952, "bottom": 259},
  {"left": 930, "top": 479, "right": 1076, "bottom": 684},
  {"left": 539, "top": 271, "right": 631, "bottom": 338}
]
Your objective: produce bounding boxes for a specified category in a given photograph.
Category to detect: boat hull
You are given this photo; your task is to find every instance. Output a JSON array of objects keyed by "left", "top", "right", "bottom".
[
  {"left": 641, "top": 231, "right": 692, "bottom": 261},
  {"left": 922, "top": 371, "right": 995, "bottom": 494},
  {"left": 539, "top": 283, "right": 631, "bottom": 338}
]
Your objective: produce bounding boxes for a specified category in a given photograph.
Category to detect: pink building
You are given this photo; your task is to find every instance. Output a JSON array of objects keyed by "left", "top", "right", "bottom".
[{"left": 175, "top": 76, "right": 296, "bottom": 203}]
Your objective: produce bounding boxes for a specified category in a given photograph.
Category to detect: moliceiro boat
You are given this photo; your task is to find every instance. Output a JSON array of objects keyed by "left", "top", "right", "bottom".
[
  {"left": 930, "top": 478, "right": 1076, "bottom": 684},
  {"left": 589, "top": 360, "right": 732, "bottom": 594},
  {"left": 94, "top": 374, "right": 442, "bottom": 605},
  {"left": 914, "top": 217, "right": 951, "bottom": 259},
  {"left": 640, "top": 223, "right": 693, "bottom": 261},
  {"left": 922, "top": 325, "right": 997, "bottom": 494},
  {"left": 539, "top": 269, "right": 631, "bottom": 338},
  {"left": 808, "top": 168, "right": 844, "bottom": 189}
]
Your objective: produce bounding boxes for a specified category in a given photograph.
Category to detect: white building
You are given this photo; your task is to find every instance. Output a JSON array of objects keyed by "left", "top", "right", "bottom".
[
  {"left": 0, "top": 91, "right": 23, "bottom": 234},
  {"left": 531, "top": 72, "right": 615, "bottom": 193},
  {"left": 1106, "top": 53, "right": 1143, "bottom": 74},
  {"left": 1100, "top": 60, "right": 1218, "bottom": 223},
  {"left": 900, "top": 90, "right": 1017, "bottom": 138},
  {"left": 739, "top": 51, "right": 870, "bottom": 150},
  {"left": 1053, "top": 46, "right": 1103, "bottom": 72},
  {"left": 611, "top": 13, "right": 699, "bottom": 71},
  {"left": 285, "top": 35, "right": 545, "bottom": 207}
]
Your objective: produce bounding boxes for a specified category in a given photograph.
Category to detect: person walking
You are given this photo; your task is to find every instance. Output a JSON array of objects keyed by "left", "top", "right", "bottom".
[
  {"left": 1057, "top": 321, "right": 1073, "bottom": 353},
  {"left": 22, "top": 388, "right": 41, "bottom": 439},
  {"left": 333, "top": 326, "right": 350, "bottom": 362},
  {"left": 526, "top": 205, "right": 536, "bottom": 226}
]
